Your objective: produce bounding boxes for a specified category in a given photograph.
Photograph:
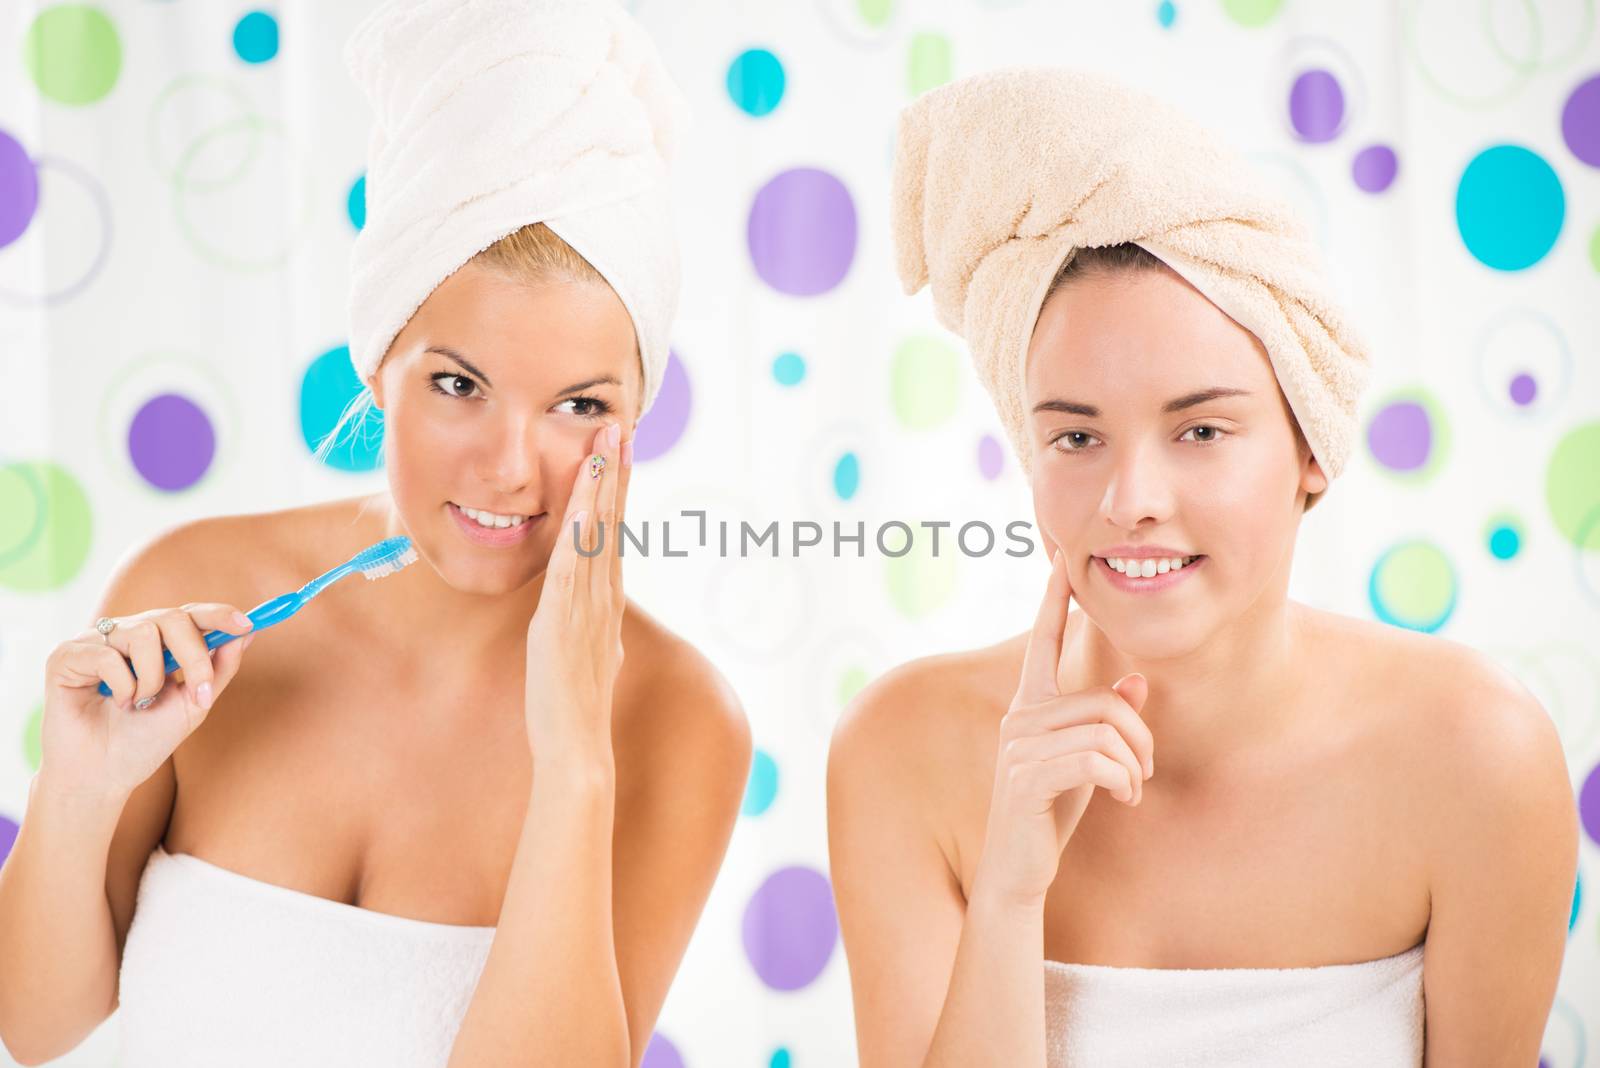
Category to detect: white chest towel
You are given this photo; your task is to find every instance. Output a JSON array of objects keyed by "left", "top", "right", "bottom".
[
  {"left": 1044, "top": 942, "right": 1425, "bottom": 1067},
  {"left": 117, "top": 845, "right": 497, "bottom": 1068}
]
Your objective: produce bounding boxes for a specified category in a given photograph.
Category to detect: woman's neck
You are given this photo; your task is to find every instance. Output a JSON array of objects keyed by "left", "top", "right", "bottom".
[{"left": 1060, "top": 598, "right": 1312, "bottom": 785}]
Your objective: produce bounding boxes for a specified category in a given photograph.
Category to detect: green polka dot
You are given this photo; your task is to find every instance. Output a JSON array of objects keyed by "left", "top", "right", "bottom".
[
  {"left": 1221, "top": 0, "right": 1282, "bottom": 27},
  {"left": 857, "top": 0, "right": 893, "bottom": 28},
  {"left": 24, "top": 5, "right": 122, "bottom": 105},
  {"left": 891, "top": 335, "right": 960, "bottom": 430},
  {"left": 1589, "top": 224, "right": 1600, "bottom": 274},
  {"left": 886, "top": 534, "right": 957, "bottom": 618},
  {"left": 1368, "top": 541, "right": 1456, "bottom": 633},
  {"left": 23, "top": 702, "right": 42, "bottom": 772},
  {"left": 0, "top": 462, "right": 93, "bottom": 592},
  {"left": 907, "top": 32, "right": 952, "bottom": 95},
  {"left": 837, "top": 665, "right": 870, "bottom": 707},
  {"left": 1545, "top": 422, "right": 1600, "bottom": 551}
]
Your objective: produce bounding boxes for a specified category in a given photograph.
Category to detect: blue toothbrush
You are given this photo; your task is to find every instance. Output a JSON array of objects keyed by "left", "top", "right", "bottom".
[{"left": 98, "top": 535, "right": 419, "bottom": 699}]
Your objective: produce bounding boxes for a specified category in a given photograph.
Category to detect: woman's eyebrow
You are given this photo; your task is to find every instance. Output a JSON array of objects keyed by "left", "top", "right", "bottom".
[
  {"left": 427, "top": 346, "right": 492, "bottom": 387},
  {"left": 556, "top": 376, "right": 622, "bottom": 397},
  {"left": 1032, "top": 386, "right": 1254, "bottom": 417}
]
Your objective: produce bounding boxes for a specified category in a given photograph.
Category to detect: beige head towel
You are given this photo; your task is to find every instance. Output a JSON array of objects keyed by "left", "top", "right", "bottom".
[{"left": 890, "top": 67, "right": 1372, "bottom": 501}]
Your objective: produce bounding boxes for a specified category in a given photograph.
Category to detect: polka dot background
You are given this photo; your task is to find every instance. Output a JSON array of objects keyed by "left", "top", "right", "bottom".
[{"left": 1, "top": 2, "right": 1597, "bottom": 1065}]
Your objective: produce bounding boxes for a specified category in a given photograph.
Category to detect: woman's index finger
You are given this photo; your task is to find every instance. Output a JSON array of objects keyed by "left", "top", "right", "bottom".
[{"left": 1016, "top": 547, "right": 1073, "bottom": 704}]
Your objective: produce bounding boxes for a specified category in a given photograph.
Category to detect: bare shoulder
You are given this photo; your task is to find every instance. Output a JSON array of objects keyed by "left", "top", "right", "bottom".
[
  {"left": 1314, "top": 607, "right": 1562, "bottom": 758},
  {"left": 829, "top": 636, "right": 1023, "bottom": 794},
  {"left": 1308, "top": 607, "right": 1570, "bottom": 826},
  {"left": 614, "top": 600, "right": 750, "bottom": 769},
  {"left": 104, "top": 495, "right": 372, "bottom": 611}
]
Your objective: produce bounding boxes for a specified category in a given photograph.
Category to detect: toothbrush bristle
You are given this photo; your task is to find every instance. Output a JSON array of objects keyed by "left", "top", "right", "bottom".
[{"left": 354, "top": 538, "right": 419, "bottom": 580}]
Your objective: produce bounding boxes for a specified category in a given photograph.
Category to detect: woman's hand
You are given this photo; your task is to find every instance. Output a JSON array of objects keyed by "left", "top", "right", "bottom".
[
  {"left": 973, "top": 548, "right": 1154, "bottom": 910},
  {"left": 39, "top": 605, "right": 256, "bottom": 804},
  {"left": 524, "top": 420, "right": 630, "bottom": 769}
]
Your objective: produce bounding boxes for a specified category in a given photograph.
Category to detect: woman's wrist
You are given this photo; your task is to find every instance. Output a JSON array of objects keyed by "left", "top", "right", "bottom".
[
  {"left": 531, "top": 743, "right": 616, "bottom": 791},
  {"left": 27, "top": 769, "right": 128, "bottom": 841},
  {"left": 968, "top": 854, "right": 1049, "bottom": 918}
]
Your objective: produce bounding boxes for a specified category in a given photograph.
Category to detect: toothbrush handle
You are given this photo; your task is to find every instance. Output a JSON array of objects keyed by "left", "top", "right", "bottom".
[{"left": 96, "top": 592, "right": 303, "bottom": 700}]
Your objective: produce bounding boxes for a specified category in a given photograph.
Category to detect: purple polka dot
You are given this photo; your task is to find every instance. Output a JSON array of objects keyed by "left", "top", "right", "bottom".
[
  {"left": 1366, "top": 400, "right": 1431, "bottom": 472},
  {"left": 635, "top": 350, "right": 690, "bottom": 462},
  {"left": 1580, "top": 761, "right": 1600, "bottom": 847},
  {"left": 1561, "top": 74, "right": 1600, "bottom": 168},
  {"left": 747, "top": 168, "right": 857, "bottom": 296},
  {"left": 978, "top": 433, "right": 1005, "bottom": 480},
  {"left": 1289, "top": 68, "right": 1345, "bottom": 143},
  {"left": 0, "top": 814, "right": 17, "bottom": 868},
  {"left": 1508, "top": 373, "right": 1537, "bottom": 406},
  {"left": 640, "top": 1032, "right": 684, "bottom": 1068},
  {"left": 128, "top": 393, "right": 216, "bottom": 491},
  {"left": 0, "top": 128, "right": 39, "bottom": 249},
  {"left": 1352, "top": 144, "right": 1397, "bottom": 193},
  {"left": 742, "top": 865, "right": 838, "bottom": 991}
]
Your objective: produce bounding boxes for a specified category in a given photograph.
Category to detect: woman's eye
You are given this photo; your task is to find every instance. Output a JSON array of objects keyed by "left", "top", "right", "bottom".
[
  {"left": 555, "top": 395, "right": 614, "bottom": 419},
  {"left": 429, "top": 373, "right": 478, "bottom": 399},
  {"left": 1181, "top": 425, "right": 1226, "bottom": 444},
  {"left": 1054, "top": 431, "right": 1098, "bottom": 451}
]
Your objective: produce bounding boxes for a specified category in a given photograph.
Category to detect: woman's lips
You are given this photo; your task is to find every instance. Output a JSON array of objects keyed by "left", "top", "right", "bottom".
[
  {"left": 1091, "top": 553, "right": 1206, "bottom": 594},
  {"left": 447, "top": 501, "right": 542, "bottom": 547}
]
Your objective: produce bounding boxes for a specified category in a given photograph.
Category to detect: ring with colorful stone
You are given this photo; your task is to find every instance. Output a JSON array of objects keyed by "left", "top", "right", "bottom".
[{"left": 589, "top": 454, "right": 606, "bottom": 479}]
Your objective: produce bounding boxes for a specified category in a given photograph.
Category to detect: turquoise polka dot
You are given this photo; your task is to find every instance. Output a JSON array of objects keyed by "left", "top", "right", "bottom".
[
  {"left": 1487, "top": 521, "right": 1521, "bottom": 560},
  {"left": 1157, "top": 0, "right": 1177, "bottom": 27},
  {"left": 772, "top": 351, "right": 805, "bottom": 386},
  {"left": 1455, "top": 145, "right": 1564, "bottom": 270},
  {"left": 742, "top": 749, "right": 779, "bottom": 816},
  {"left": 727, "top": 48, "right": 785, "bottom": 117},
  {"left": 770, "top": 1048, "right": 793, "bottom": 1068},
  {"left": 833, "top": 451, "right": 860, "bottom": 501},
  {"left": 1570, "top": 869, "right": 1581, "bottom": 933},
  {"left": 347, "top": 174, "right": 366, "bottom": 230},
  {"left": 300, "top": 346, "right": 383, "bottom": 471},
  {"left": 232, "top": 11, "right": 279, "bottom": 64}
]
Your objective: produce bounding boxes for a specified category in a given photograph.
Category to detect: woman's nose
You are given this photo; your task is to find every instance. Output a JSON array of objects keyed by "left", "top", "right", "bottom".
[
  {"left": 1100, "top": 440, "right": 1177, "bottom": 527},
  {"left": 483, "top": 413, "right": 542, "bottom": 493}
]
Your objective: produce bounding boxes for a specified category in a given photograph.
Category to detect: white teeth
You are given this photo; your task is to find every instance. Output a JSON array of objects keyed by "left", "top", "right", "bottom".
[
  {"left": 1104, "top": 555, "right": 1198, "bottom": 578},
  {"left": 457, "top": 504, "right": 527, "bottom": 529}
]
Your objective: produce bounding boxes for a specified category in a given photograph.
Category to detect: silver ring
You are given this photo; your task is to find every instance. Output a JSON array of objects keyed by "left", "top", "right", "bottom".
[
  {"left": 135, "top": 696, "right": 155, "bottom": 710},
  {"left": 95, "top": 616, "right": 117, "bottom": 638}
]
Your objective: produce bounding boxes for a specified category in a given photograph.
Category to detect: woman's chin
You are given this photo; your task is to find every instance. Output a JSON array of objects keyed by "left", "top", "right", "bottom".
[{"left": 436, "top": 548, "right": 545, "bottom": 591}]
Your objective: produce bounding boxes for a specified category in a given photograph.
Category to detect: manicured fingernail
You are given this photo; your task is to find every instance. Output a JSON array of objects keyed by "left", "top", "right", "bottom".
[
  {"left": 622, "top": 438, "right": 633, "bottom": 468},
  {"left": 197, "top": 681, "right": 213, "bottom": 709},
  {"left": 574, "top": 510, "right": 588, "bottom": 525},
  {"left": 607, "top": 422, "right": 621, "bottom": 448},
  {"left": 233, "top": 611, "right": 252, "bottom": 629}
]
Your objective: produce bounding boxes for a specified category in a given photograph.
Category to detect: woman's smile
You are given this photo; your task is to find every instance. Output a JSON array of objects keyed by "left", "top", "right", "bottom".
[{"left": 447, "top": 501, "right": 545, "bottom": 546}]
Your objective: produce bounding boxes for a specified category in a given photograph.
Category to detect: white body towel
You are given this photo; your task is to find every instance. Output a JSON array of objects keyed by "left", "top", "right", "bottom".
[
  {"left": 1044, "top": 942, "right": 1425, "bottom": 1067},
  {"left": 117, "top": 845, "right": 497, "bottom": 1068}
]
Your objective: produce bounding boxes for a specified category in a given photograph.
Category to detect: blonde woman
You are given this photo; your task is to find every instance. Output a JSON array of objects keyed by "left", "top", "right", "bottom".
[
  {"left": 828, "top": 69, "right": 1576, "bottom": 1067},
  {"left": 0, "top": 3, "right": 749, "bottom": 1066}
]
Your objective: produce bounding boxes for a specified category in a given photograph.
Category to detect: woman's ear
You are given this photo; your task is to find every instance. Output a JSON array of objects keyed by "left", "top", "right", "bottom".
[{"left": 1301, "top": 452, "right": 1328, "bottom": 496}]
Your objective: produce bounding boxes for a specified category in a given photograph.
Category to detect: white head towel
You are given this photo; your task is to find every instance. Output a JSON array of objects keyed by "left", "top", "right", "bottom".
[
  {"left": 890, "top": 67, "right": 1373, "bottom": 493},
  {"left": 342, "top": 0, "right": 691, "bottom": 416}
]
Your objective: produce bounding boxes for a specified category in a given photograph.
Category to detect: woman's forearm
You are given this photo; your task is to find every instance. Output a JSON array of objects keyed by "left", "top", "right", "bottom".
[
  {"left": 0, "top": 773, "right": 127, "bottom": 1065},
  {"left": 448, "top": 752, "right": 628, "bottom": 1068},
  {"left": 922, "top": 873, "right": 1048, "bottom": 1068}
]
